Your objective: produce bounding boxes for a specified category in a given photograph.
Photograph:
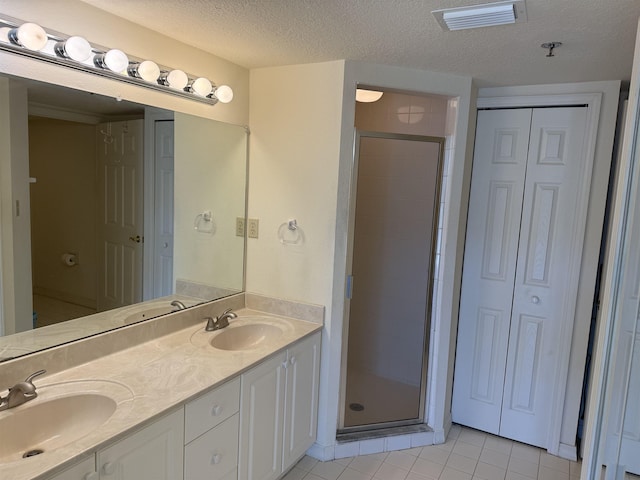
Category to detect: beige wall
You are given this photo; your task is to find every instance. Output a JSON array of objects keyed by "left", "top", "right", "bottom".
[
  {"left": 246, "top": 61, "right": 346, "bottom": 305},
  {"left": 29, "top": 118, "right": 98, "bottom": 307}
]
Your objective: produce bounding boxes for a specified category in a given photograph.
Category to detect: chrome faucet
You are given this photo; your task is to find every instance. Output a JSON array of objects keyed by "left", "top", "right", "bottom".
[
  {"left": 205, "top": 308, "right": 237, "bottom": 332},
  {"left": 171, "top": 300, "right": 187, "bottom": 310},
  {"left": 0, "top": 370, "right": 46, "bottom": 411}
]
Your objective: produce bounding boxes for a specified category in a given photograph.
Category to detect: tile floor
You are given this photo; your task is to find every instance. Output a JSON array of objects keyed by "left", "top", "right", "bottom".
[
  {"left": 284, "top": 425, "right": 581, "bottom": 480},
  {"left": 33, "top": 294, "right": 96, "bottom": 327}
]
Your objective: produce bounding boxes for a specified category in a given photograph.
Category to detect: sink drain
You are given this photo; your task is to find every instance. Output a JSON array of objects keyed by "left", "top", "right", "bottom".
[
  {"left": 349, "top": 402, "right": 365, "bottom": 412},
  {"left": 23, "top": 449, "right": 44, "bottom": 458}
]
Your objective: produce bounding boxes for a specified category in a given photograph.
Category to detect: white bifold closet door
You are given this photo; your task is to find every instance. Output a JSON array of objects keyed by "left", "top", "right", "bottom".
[{"left": 452, "top": 106, "right": 588, "bottom": 448}]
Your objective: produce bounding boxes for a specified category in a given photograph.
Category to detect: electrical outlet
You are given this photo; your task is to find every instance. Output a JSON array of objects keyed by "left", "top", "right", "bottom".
[
  {"left": 236, "top": 217, "right": 245, "bottom": 236},
  {"left": 248, "top": 218, "right": 259, "bottom": 238}
]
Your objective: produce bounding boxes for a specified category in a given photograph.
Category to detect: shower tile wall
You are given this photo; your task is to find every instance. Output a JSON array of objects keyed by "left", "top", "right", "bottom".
[{"left": 354, "top": 94, "right": 456, "bottom": 327}]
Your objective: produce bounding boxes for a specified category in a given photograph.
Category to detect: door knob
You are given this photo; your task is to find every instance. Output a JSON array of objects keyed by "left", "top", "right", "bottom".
[
  {"left": 128, "top": 235, "right": 142, "bottom": 243},
  {"left": 102, "top": 462, "right": 116, "bottom": 475},
  {"left": 531, "top": 295, "right": 540, "bottom": 304}
]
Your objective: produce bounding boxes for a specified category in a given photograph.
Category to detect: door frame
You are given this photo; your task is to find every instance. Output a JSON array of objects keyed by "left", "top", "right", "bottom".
[
  {"left": 476, "top": 91, "right": 603, "bottom": 458},
  {"left": 338, "top": 130, "right": 445, "bottom": 433}
]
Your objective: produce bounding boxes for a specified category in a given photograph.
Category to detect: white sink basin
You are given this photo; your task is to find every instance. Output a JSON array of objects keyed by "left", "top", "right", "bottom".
[
  {"left": 210, "top": 324, "right": 283, "bottom": 351},
  {"left": 0, "top": 380, "right": 133, "bottom": 463}
]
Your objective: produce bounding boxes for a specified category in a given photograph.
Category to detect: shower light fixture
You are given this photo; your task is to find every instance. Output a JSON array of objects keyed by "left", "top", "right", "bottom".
[
  {"left": 0, "top": 14, "right": 234, "bottom": 106},
  {"left": 356, "top": 89, "right": 383, "bottom": 103}
]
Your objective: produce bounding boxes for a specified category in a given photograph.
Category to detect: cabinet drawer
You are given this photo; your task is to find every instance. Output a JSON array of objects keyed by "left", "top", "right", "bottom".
[
  {"left": 185, "top": 377, "right": 240, "bottom": 443},
  {"left": 184, "top": 413, "right": 239, "bottom": 480}
]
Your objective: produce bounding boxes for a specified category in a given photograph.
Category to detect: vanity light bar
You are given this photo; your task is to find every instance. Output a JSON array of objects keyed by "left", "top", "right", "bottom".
[{"left": 0, "top": 15, "right": 233, "bottom": 105}]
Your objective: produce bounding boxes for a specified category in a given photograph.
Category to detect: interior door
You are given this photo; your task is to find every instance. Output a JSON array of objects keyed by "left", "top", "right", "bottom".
[
  {"left": 453, "top": 106, "right": 589, "bottom": 448},
  {"left": 500, "top": 106, "right": 588, "bottom": 447},
  {"left": 452, "top": 108, "right": 531, "bottom": 433},
  {"left": 96, "top": 120, "right": 144, "bottom": 311},
  {"left": 153, "top": 120, "right": 174, "bottom": 298}
]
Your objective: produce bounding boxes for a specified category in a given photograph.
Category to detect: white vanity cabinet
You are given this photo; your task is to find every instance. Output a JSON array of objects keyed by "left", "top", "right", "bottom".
[
  {"left": 238, "top": 332, "right": 321, "bottom": 480},
  {"left": 40, "top": 328, "right": 321, "bottom": 480},
  {"left": 96, "top": 408, "right": 184, "bottom": 480},
  {"left": 184, "top": 377, "right": 241, "bottom": 480}
]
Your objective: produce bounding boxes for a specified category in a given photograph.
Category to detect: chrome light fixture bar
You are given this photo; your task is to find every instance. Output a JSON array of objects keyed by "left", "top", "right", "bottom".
[
  {"left": 432, "top": 0, "right": 527, "bottom": 31},
  {"left": 0, "top": 14, "right": 233, "bottom": 105}
]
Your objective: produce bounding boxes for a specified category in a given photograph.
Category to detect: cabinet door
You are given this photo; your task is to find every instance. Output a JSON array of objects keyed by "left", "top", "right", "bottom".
[
  {"left": 185, "top": 413, "right": 239, "bottom": 480},
  {"left": 45, "top": 456, "right": 97, "bottom": 480},
  {"left": 97, "top": 408, "right": 184, "bottom": 480},
  {"left": 282, "top": 332, "right": 321, "bottom": 471},
  {"left": 238, "top": 352, "right": 287, "bottom": 480}
]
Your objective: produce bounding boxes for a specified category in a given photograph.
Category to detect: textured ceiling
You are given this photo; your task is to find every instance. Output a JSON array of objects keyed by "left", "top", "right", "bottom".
[{"left": 77, "top": 0, "right": 640, "bottom": 87}]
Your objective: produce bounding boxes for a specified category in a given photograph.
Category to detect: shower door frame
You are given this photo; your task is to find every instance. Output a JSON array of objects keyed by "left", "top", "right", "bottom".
[{"left": 338, "top": 130, "right": 445, "bottom": 434}]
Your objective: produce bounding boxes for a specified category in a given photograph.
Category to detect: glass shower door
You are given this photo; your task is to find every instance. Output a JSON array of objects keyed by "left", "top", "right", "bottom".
[{"left": 341, "top": 131, "right": 444, "bottom": 432}]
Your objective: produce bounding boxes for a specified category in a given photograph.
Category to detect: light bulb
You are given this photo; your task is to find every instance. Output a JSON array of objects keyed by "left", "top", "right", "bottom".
[
  {"left": 9, "top": 22, "right": 48, "bottom": 51},
  {"left": 55, "top": 36, "right": 92, "bottom": 62},
  {"left": 128, "top": 60, "right": 161, "bottom": 82},
  {"left": 94, "top": 49, "right": 129, "bottom": 73},
  {"left": 189, "top": 77, "right": 213, "bottom": 97},
  {"left": 212, "top": 85, "right": 233, "bottom": 104},
  {"left": 160, "top": 69, "right": 188, "bottom": 90}
]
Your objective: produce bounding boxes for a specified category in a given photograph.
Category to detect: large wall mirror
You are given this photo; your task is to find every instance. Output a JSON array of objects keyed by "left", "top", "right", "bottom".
[{"left": 0, "top": 75, "right": 248, "bottom": 361}]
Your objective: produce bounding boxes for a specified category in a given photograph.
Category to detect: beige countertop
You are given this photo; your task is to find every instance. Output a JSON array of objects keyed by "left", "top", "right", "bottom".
[{"left": 0, "top": 308, "right": 322, "bottom": 480}]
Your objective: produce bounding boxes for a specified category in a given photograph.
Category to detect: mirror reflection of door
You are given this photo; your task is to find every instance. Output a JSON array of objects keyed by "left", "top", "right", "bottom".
[
  {"left": 96, "top": 120, "right": 144, "bottom": 312},
  {"left": 28, "top": 115, "right": 171, "bottom": 328}
]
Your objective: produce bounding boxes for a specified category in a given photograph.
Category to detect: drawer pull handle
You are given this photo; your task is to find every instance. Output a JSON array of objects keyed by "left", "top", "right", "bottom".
[
  {"left": 102, "top": 462, "right": 116, "bottom": 475},
  {"left": 290, "top": 356, "right": 296, "bottom": 365},
  {"left": 211, "top": 405, "right": 222, "bottom": 416},
  {"left": 84, "top": 473, "right": 99, "bottom": 480},
  {"left": 211, "top": 453, "right": 222, "bottom": 464}
]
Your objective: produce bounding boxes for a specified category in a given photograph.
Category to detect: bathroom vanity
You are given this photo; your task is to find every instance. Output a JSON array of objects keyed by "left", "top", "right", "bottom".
[{"left": 0, "top": 295, "right": 322, "bottom": 480}]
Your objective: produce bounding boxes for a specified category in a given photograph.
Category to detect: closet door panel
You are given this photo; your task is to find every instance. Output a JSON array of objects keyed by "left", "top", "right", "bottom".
[
  {"left": 452, "top": 109, "right": 532, "bottom": 432},
  {"left": 500, "top": 107, "right": 588, "bottom": 447}
]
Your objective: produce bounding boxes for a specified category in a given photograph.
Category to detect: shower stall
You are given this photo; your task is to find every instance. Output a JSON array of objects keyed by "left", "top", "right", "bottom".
[{"left": 339, "top": 130, "right": 444, "bottom": 434}]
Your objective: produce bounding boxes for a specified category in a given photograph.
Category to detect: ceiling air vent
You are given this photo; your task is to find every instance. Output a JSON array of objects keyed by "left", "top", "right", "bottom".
[{"left": 432, "top": 0, "right": 527, "bottom": 31}]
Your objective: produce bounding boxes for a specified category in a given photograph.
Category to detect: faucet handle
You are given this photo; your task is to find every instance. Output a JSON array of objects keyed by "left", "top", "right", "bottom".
[
  {"left": 25, "top": 370, "right": 46, "bottom": 384},
  {"left": 218, "top": 308, "right": 237, "bottom": 319}
]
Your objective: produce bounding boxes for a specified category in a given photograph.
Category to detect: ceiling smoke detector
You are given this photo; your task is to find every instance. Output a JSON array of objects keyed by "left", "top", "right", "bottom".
[{"left": 432, "top": 0, "right": 527, "bottom": 31}]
